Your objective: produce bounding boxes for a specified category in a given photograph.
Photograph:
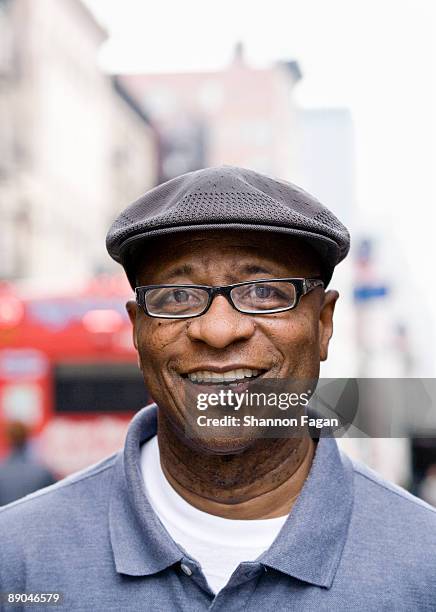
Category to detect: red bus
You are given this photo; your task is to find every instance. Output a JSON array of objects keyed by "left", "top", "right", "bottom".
[{"left": 0, "top": 276, "right": 150, "bottom": 477}]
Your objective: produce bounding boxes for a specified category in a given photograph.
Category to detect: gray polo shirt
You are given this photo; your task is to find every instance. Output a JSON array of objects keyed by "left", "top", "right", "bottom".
[{"left": 0, "top": 405, "right": 435, "bottom": 611}]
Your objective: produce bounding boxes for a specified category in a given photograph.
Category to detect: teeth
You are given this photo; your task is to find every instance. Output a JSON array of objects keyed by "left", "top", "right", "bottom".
[{"left": 187, "top": 368, "right": 260, "bottom": 384}]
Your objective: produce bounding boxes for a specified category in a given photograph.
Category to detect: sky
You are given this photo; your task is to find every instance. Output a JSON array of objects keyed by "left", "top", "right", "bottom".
[{"left": 84, "top": 0, "right": 436, "bottom": 370}]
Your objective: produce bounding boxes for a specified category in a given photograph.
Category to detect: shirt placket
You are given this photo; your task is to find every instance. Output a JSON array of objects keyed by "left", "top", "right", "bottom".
[{"left": 176, "top": 558, "right": 265, "bottom": 610}]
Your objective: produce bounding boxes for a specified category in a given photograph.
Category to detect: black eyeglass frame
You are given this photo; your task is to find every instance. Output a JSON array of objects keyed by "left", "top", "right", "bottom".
[{"left": 135, "top": 278, "right": 324, "bottom": 319}]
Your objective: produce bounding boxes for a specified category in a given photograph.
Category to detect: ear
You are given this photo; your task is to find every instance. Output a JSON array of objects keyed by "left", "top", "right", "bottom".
[
  {"left": 319, "top": 290, "right": 339, "bottom": 361},
  {"left": 126, "top": 301, "right": 142, "bottom": 371}
]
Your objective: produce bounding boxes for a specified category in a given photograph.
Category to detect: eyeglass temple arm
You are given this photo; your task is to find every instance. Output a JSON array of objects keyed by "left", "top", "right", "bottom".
[{"left": 303, "top": 279, "right": 325, "bottom": 293}]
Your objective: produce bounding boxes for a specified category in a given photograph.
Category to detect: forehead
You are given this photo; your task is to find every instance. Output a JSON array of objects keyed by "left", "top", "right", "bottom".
[{"left": 132, "top": 230, "right": 320, "bottom": 281}]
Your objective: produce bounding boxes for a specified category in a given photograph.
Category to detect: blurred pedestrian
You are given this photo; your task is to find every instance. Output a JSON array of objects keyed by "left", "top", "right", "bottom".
[
  {"left": 0, "top": 421, "right": 56, "bottom": 506},
  {"left": 419, "top": 464, "right": 436, "bottom": 507}
]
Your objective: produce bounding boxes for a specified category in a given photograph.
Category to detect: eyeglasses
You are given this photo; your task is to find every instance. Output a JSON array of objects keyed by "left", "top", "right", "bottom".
[{"left": 135, "top": 278, "right": 324, "bottom": 319}]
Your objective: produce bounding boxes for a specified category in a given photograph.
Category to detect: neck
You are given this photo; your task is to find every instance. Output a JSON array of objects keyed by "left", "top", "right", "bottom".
[{"left": 157, "top": 412, "right": 316, "bottom": 519}]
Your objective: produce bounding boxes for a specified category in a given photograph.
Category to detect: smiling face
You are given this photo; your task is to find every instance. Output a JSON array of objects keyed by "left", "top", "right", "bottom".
[{"left": 126, "top": 230, "right": 338, "bottom": 454}]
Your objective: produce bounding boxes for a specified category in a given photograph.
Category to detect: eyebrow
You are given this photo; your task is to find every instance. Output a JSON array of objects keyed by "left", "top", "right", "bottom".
[
  {"left": 240, "top": 264, "right": 274, "bottom": 276},
  {"left": 162, "top": 263, "right": 275, "bottom": 283},
  {"left": 164, "top": 264, "right": 195, "bottom": 282}
]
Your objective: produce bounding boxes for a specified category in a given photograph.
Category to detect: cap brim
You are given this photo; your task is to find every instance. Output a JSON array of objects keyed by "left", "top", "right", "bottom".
[{"left": 119, "top": 223, "right": 339, "bottom": 289}]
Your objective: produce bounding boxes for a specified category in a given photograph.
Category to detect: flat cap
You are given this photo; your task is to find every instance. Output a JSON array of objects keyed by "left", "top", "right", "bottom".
[{"left": 106, "top": 166, "right": 350, "bottom": 287}]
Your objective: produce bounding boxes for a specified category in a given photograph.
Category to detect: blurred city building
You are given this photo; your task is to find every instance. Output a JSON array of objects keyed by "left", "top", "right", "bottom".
[
  {"left": 119, "top": 43, "right": 302, "bottom": 183},
  {"left": 295, "top": 108, "right": 354, "bottom": 227},
  {"left": 294, "top": 108, "right": 356, "bottom": 379},
  {"left": 0, "top": 0, "right": 157, "bottom": 287}
]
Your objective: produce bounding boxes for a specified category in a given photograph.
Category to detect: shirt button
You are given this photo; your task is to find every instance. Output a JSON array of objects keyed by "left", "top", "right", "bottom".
[{"left": 180, "top": 563, "right": 192, "bottom": 576}]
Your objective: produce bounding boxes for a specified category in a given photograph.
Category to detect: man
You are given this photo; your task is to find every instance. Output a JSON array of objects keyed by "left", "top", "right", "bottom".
[
  {"left": 0, "top": 166, "right": 435, "bottom": 610},
  {"left": 0, "top": 421, "right": 56, "bottom": 506}
]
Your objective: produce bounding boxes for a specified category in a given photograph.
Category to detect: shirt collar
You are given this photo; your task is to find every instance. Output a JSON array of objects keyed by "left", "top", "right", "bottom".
[
  {"left": 109, "top": 404, "right": 183, "bottom": 576},
  {"left": 259, "top": 431, "right": 354, "bottom": 588},
  {"left": 109, "top": 404, "right": 353, "bottom": 587}
]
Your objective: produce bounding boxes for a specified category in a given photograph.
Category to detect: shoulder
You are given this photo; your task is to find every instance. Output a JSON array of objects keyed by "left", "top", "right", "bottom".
[
  {"left": 350, "top": 455, "right": 436, "bottom": 518},
  {"left": 345, "top": 453, "right": 436, "bottom": 557},
  {"left": 336, "top": 453, "right": 436, "bottom": 604},
  {"left": 0, "top": 452, "right": 120, "bottom": 590}
]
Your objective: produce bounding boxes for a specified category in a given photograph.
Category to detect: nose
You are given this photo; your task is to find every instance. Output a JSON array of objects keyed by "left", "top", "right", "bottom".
[{"left": 186, "top": 295, "right": 255, "bottom": 348}]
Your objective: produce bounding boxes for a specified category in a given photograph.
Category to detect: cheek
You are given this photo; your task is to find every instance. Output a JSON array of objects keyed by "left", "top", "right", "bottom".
[
  {"left": 137, "top": 321, "right": 184, "bottom": 364},
  {"left": 265, "top": 311, "right": 320, "bottom": 363}
]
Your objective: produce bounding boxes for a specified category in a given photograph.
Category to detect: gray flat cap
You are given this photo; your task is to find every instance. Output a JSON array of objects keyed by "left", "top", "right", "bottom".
[{"left": 106, "top": 166, "right": 350, "bottom": 287}]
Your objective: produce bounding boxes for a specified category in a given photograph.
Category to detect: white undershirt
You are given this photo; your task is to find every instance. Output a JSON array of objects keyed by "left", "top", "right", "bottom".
[{"left": 141, "top": 435, "right": 288, "bottom": 594}]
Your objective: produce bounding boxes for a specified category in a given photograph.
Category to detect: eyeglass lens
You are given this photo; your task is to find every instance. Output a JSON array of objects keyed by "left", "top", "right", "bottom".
[
  {"left": 144, "top": 281, "right": 297, "bottom": 317},
  {"left": 145, "top": 286, "right": 209, "bottom": 316},
  {"left": 230, "top": 281, "right": 297, "bottom": 313}
]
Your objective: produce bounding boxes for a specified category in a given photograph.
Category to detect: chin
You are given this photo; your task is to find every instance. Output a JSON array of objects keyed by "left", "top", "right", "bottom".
[
  {"left": 158, "top": 396, "right": 266, "bottom": 456},
  {"left": 185, "top": 432, "right": 258, "bottom": 456}
]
